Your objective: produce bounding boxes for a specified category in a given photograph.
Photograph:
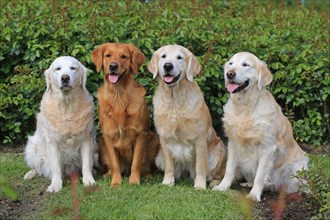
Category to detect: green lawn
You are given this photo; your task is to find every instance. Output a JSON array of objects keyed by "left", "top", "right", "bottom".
[
  {"left": 1, "top": 152, "right": 329, "bottom": 219},
  {"left": 0, "top": 152, "right": 243, "bottom": 220}
]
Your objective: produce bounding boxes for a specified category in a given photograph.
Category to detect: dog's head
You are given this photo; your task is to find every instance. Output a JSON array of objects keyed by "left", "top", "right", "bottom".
[
  {"left": 44, "top": 56, "right": 88, "bottom": 93},
  {"left": 91, "top": 43, "right": 145, "bottom": 84},
  {"left": 224, "top": 52, "right": 273, "bottom": 93},
  {"left": 148, "top": 45, "right": 201, "bottom": 86}
]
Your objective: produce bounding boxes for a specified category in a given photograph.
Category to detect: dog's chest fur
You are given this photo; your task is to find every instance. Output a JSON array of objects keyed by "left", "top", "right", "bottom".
[
  {"left": 155, "top": 105, "right": 198, "bottom": 162},
  {"left": 153, "top": 82, "right": 204, "bottom": 141},
  {"left": 223, "top": 92, "right": 277, "bottom": 147},
  {"left": 223, "top": 91, "right": 281, "bottom": 181},
  {"left": 153, "top": 81, "right": 206, "bottom": 161},
  {"left": 98, "top": 84, "right": 147, "bottom": 148},
  {"left": 41, "top": 90, "right": 94, "bottom": 137}
]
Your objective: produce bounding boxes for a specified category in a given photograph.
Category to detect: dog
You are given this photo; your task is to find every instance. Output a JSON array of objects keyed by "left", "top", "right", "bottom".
[
  {"left": 213, "top": 52, "right": 309, "bottom": 201},
  {"left": 24, "top": 56, "right": 96, "bottom": 192},
  {"left": 91, "top": 43, "right": 160, "bottom": 187},
  {"left": 148, "top": 45, "right": 227, "bottom": 189}
]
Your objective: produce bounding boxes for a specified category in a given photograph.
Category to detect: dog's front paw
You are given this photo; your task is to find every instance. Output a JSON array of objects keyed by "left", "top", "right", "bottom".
[
  {"left": 194, "top": 183, "right": 206, "bottom": 190},
  {"left": 246, "top": 192, "right": 261, "bottom": 202},
  {"left": 162, "top": 175, "right": 175, "bottom": 186},
  {"left": 83, "top": 176, "right": 96, "bottom": 187},
  {"left": 129, "top": 173, "right": 140, "bottom": 185},
  {"left": 194, "top": 178, "right": 206, "bottom": 189},
  {"left": 110, "top": 175, "right": 122, "bottom": 187},
  {"left": 212, "top": 181, "right": 230, "bottom": 191},
  {"left": 46, "top": 179, "right": 62, "bottom": 193}
]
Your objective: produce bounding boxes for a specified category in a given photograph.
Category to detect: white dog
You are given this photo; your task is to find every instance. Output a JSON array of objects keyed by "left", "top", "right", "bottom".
[
  {"left": 213, "top": 52, "right": 308, "bottom": 201},
  {"left": 148, "top": 45, "right": 226, "bottom": 189},
  {"left": 24, "top": 56, "right": 96, "bottom": 192}
]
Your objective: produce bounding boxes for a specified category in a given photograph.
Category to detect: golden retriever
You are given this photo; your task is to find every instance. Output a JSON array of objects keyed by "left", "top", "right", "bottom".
[
  {"left": 213, "top": 52, "right": 309, "bottom": 201},
  {"left": 24, "top": 56, "right": 96, "bottom": 192},
  {"left": 148, "top": 45, "right": 227, "bottom": 189},
  {"left": 92, "top": 43, "right": 159, "bottom": 187}
]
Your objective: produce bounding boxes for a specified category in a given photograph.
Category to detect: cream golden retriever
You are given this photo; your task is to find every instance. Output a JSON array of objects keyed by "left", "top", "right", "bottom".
[
  {"left": 148, "top": 45, "right": 227, "bottom": 189},
  {"left": 92, "top": 43, "right": 159, "bottom": 187},
  {"left": 24, "top": 56, "right": 96, "bottom": 192},
  {"left": 213, "top": 52, "right": 309, "bottom": 201}
]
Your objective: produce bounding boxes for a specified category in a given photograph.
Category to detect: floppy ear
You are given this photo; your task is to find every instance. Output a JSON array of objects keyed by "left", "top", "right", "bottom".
[
  {"left": 258, "top": 61, "right": 273, "bottom": 90},
  {"left": 78, "top": 60, "right": 88, "bottom": 92},
  {"left": 44, "top": 67, "right": 52, "bottom": 93},
  {"left": 44, "top": 60, "right": 53, "bottom": 92},
  {"left": 91, "top": 44, "right": 106, "bottom": 72},
  {"left": 128, "top": 44, "right": 145, "bottom": 74},
  {"left": 186, "top": 51, "right": 201, "bottom": 81},
  {"left": 148, "top": 52, "right": 159, "bottom": 80}
]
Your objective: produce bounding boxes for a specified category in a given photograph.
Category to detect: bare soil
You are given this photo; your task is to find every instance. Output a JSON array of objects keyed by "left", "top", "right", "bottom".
[
  {"left": 0, "top": 145, "right": 49, "bottom": 220},
  {"left": 254, "top": 191, "right": 319, "bottom": 219},
  {"left": 0, "top": 191, "right": 47, "bottom": 220}
]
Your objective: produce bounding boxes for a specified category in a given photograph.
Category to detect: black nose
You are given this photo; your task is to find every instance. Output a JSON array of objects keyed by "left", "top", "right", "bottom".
[
  {"left": 61, "top": 75, "right": 70, "bottom": 83},
  {"left": 226, "top": 71, "right": 236, "bottom": 79},
  {"left": 109, "top": 62, "right": 118, "bottom": 71},
  {"left": 163, "top": 63, "right": 173, "bottom": 72}
]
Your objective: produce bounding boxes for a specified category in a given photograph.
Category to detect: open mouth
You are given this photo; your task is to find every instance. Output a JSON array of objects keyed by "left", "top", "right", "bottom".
[
  {"left": 107, "top": 73, "right": 123, "bottom": 84},
  {"left": 226, "top": 80, "right": 249, "bottom": 93},
  {"left": 163, "top": 73, "right": 181, "bottom": 85}
]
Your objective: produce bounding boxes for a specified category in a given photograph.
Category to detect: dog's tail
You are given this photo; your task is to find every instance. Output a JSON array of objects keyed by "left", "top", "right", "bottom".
[
  {"left": 144, "top": 132, "right": 161, "bottom": 175},
  {"left": 208, "top": 136, "right": 227, "bottom": 187},
  {"left": 97, "top": 137, "right": 110, "bottom": 175}
]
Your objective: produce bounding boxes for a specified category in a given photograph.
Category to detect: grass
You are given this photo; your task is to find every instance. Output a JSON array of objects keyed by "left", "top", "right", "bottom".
[
  {"left": 0, "top": 152, "right": 243, "bottom": 220},
  {"left": 43, "top": 176, "right": 243, "bottom": 220},
  {"left": 1, "top": 152, "right": 329, "bottom": 219}
]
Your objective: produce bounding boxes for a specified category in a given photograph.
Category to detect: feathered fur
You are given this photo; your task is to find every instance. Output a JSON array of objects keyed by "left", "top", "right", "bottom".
[
  {"left": 149, "top": 45, "right": 226, "bottom": 189},
  {"left": 213, "top": 52, "right": 308, "bottom": 201},
  {"left": 24, "top": 56, "right": 96, "bottom": 193}
]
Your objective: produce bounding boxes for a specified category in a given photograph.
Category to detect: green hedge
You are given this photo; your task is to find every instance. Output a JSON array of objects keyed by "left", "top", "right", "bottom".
[{"left": 0, "top": 0, "right": 329, "bottom": 146}]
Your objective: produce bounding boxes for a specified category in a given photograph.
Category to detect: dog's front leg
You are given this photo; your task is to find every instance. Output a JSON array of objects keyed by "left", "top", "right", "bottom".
[
  {"left": 80, "top": 137, "right": 96, "bottom": 187},
  {"left": 46, "top": 140, "right": 62, "bottom": 193},
  {"left": 129, "top": 131, "right": 147, "bottom": 185},
  {"left": 194, "top": 137, "right": 207, "bottom": 189},
  {"left": 213, "top": 140, "right": 237, "bottom": 191},
  {"left": 160, "top": 138, "right": 175, "bottom": 186},
  {"left": 104, "top": 136, "right": 122, "bottom": 187},
  {"left": 247, "top": 146, "right": 274, "bottom": 202}
]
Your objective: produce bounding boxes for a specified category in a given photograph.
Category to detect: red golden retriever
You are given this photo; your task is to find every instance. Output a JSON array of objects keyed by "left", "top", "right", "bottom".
[{"left": 92, "top": 43, "right": 159, "bottom": 187}]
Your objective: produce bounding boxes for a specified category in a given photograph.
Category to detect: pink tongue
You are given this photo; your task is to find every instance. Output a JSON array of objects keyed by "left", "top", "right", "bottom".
[
  {"left": 108, "top": 74, "right": 119, "bottom": 83},
  {"left": 164, "top": 75, "right": 174, "bottom": 83},
  {"left": 226, "top": 83, "right": 239, "bottom": 93}
]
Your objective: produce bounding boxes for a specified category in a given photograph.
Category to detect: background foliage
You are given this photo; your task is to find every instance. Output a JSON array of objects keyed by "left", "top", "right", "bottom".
[{"left": 0, "top": 0, "right": 329, "bottom": 146}]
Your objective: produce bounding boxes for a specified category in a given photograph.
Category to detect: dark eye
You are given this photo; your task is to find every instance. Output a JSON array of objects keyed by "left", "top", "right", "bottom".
[
  {"left": 177, "top": 55, "right": 183, "bottom": 60},
  {"left": 70, "top": 66, "right": 76, "bottom": 70},
  {"left": 121, "top": 55, "right": 128, "bottom": 59},
  {"left": 55, "top": 67, "right": 61, "bottom": 70},
  {"left": 242, "top": 63, "right": 250, "bottom": 67},
  {"left": 229, "top": 62, "right": 233, "bottom": 65},
  {"left": 105, "top": 54, "right": 111, "bottom": 58},
  {"left": 161, "top": 54, "right": 166, "bottom": 59}
]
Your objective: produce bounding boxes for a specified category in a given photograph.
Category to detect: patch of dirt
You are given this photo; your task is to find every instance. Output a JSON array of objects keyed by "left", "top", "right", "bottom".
[
  {"left": 0, "top": 185, "right": 47, "bottom": 220},
  {"left": 254, "top": 191, "right": 319, "bottom": 220},
  {"left": 0, "top": 145, "right": 24, "bottom": 154},
  {"left": 300, "top": 143, "right": 330, "bottom": 155},
  {"left": 0, "top": 192, "right": 45, "bottom": 220},
  {"left": 0, "top": 146, "right": 49, "bottom": 219}
]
